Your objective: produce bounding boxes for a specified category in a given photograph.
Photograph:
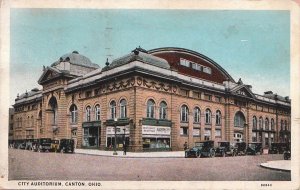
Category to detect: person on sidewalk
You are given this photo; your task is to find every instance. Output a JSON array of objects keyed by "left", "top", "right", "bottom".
[
  {"left": 123, "top": 141, "right": 127, "bottom": 155},
  {"left": 184, "top": 142, "right": 188, "bottom": 150}
]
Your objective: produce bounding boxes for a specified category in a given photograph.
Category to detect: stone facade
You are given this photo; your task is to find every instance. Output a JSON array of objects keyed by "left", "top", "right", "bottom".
[{"left": 11, "top": 48, "right": 291, "bottom": 151}]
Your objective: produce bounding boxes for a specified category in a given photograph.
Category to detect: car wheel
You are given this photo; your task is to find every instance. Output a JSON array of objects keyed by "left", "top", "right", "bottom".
[{"left": 210, "top": 150, "right": 215, "bottom": 158}]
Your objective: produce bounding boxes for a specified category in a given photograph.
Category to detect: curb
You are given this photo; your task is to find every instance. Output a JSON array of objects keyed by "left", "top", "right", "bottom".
[
  {"left": 260, "top": 163, "right": 291, "bottom": 172},
  {"left": 75, "top": 152, "right": 184, "bottom": 158}
]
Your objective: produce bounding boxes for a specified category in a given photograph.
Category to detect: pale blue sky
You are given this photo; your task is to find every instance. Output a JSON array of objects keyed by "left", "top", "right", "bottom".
[{"left": 10, "top": 9, "right": 290, "bottom": 105}]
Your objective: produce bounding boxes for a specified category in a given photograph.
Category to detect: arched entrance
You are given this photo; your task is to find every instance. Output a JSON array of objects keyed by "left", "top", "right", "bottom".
[
  {"left": 233, "top": 111, "right": 246, "bottom": 142},
  {"left": 47, "top": 96, "right": 58, "bottom": 135}
]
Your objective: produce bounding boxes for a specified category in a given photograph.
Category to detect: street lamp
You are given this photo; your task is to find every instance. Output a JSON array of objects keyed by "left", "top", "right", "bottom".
[{"left": 113, "top": 118, "right": 118, "bottom": 155}]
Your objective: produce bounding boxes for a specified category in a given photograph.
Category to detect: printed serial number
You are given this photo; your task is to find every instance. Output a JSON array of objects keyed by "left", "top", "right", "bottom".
[{"left": 261, "top": 184, "right": 272, "bottom": 187}]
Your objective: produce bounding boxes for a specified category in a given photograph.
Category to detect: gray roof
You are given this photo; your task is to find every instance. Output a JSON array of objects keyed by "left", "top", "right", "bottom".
[
  {"left": 263, "top": 93, "right": 290, "bottom": 102},
  {"left": 107, "top": 50, "right": 170, "bottom": 70},
  {"left": 16, "top": 88, "right": 42, "bottom": 100},
  {"left": 51, "top": 51, "right": 99, "bottom": 69}
]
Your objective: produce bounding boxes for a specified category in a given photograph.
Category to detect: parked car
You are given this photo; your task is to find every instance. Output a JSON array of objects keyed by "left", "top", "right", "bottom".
[
  {"left": 235, "top": 142, "right": 247, "bottom": 156},
  {"left": 25, "top": 139, "right": 35, "bottom": 150},
  {"left": 31, "top": 139, "right": 39, "bottom": 151},
  {"left": 57, "top": 139, "right": 74, "bottom": 153},
  {"left": 18, "top": 140, "right": 26, "bottom": 149},
  {"left": 36, "top": 138, "right": 52, "bottom": 152},
  {"left": 51, "top": 140, "right": 60, "bottom": 152},
  {"left": 199, "top": 141, "right": 215, "bottom": 158},
  {"left": 246, "top": 142, "right": 262, "bottom": 155},
  {"left": 215, "top": 141, "right": 237, "bottom": 157},
  {"left": 185, "top": 142, "right": 204, "bottom": 158},
  {"left": 269, "top": 143, "right": 288, "bottom": 154}
]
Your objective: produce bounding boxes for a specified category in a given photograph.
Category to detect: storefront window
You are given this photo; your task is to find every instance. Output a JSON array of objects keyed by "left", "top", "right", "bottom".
[
  {"left": 120, "top": 99, "right": 127, "bottom": 118},
  {"left": 159, "top": 101, "right": 167, "bottom": 119},
  {"left": 147, "top": 99, "right": 155, "bottom": 118},
  {"left": 82, "top": 127, "right": 99, "bottom": 147},
  {"left": 142, "top": 138, "right": 170, "bottom": 149}
]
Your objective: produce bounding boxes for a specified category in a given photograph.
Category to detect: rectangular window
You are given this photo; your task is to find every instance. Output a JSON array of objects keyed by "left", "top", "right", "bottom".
[
  {"left": 86, "top": 91, "right": 92, "bottom": 98},
  {"left": 180, "top": 127, "right": 188, "bottom": 136},
  {"left": 94, "top": 89, "right": 100, "bottom": 96},
  {"left": 203, "top": 66, "right": 212, "bottom": 74},
  {"left": 180, "top": 58, "right": 190, "bottom": 67},
  {"left": 204, "top": 94, "right": 212, "bottom": 101},
  {"left": 192, "top": 63, "right": 202, "bottom": 71},
  {"left": 215, "top": 96, "right": 222, "bottom": 103},
  {"left": 215, "top": 129, "right": 221, "bottom": 137},
  {"left": 193, "top": 128, "right": 200, "bottom": 136}
]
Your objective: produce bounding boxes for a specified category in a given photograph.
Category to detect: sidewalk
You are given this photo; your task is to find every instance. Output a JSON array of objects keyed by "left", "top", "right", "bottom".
[
  {"left": 75, "top": 148, "right": 185, "bottom": 158},
  {"left": 260, "top": 160, "right": 291, "bottom": 172}
]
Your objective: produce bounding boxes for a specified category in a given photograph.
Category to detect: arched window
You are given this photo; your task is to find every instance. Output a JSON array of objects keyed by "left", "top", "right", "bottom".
[
  {"left": 253, "top": 116, "right": 257, "bottom": 129},
  {"left": 110, "top": 101, "right": 116, "bottom": 119},
  {"left": 265, "top": 118, "right": 269, "bottom": 130},
  {"left": 120, "top": 99, "right": 127, "bottom": 118},
  {"left": 85, "top": 106, "right": 91, "bottom": 122},
  {"left": 159, "top": 101, "right": 167, "bottom": 119},
  {"left": 69, "top": 104, "right": 78, "bottom": 124},
  {"left": 146, "top": 99, "right": 155, "bottom": 118},
  {"left": 271, "top": 118, "right": 274, "bottom": 130},
  {"left": 94, "top": 104, "right": 101, "bottom": 121},
  {"left": 280, "top": 120, "right": 283, "bottom": 130},
  {"left": 234, "top": 112, "right": 245, "bottom": 127},
  {"left": 205, "top": 109, "right": 211, "bottom": 124},
  {"left": 181, "top": 105, "right": 189, "bottom": 122},
  {"left": 27, "top": 116, "right": 30, "bottom": 127},
  {"left": 259, "top": 117, "right": 263, "bottom": 129},
  {"left": 216, "top": 110, "right": 221, "bottom": 125},
  {"left": 38, "top": 111, "right": 42, "bottom": 126},
  {"left": 193, "top": 107, "right": 200, "bottom": 123}
]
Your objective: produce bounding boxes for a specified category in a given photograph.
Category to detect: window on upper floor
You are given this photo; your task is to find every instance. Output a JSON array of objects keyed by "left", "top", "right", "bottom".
[
  {"left": 69, "top": 104, "right": 78, "bottom": 124},
  {"left": 253, "top": 116, "right": 257, "bottom": 129},
  {"left": 271, "top": 118, "right": 275, "bottom": 130},
  {"left": 179, "top": 58, "right": 190, "bottom": 67},
  {"left": 216, "top": 110, "right": 221, "bottom": 125},
  {"left": 234, "top": 111, "right": 245, "bottom": 128},
  {"left": 95, "top": 104, "right": 101, "bottom": 121},
  {"left": 205, "top": 109, "right": 212, "bottom": 124},
  {"left": 180, "top": 105, "right": 189, "bottom": 122},
  {"left": 85, "top": 106, "right": 91, "bottom": 122},
  {"left": 259, "top": 117, "right": 263, "bottom": 130},
  {"left": 120, "top": 99, "right": 127, "bottom": 118},
  {"left": 265, "top": 118, "right": 269, "bottom": 130},
  {"left": 193, "top": 107, "right": 200, "bottom": 123},
  {"left": 159, "top": 101, "right": 167, "bottom": 120},
  {"left": 110, "top": 101, "right": 117, "bottom": 119},
  {"left": 146, "top": 99, "right": 155, "bottom": 118}
]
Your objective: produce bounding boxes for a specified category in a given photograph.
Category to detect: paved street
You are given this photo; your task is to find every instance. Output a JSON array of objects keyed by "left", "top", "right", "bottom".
[{"left": 9, "top": 149, "right": 290, "bottom": 181}]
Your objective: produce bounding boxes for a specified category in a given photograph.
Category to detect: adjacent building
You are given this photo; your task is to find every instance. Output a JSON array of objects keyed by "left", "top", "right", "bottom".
[{"left": 11, "top": 47, "right": 291, "bottom": 151}]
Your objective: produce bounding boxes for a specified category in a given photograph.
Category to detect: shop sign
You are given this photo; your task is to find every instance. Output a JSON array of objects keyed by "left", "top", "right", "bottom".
[
  {"left": 106, "top": 126, "right": 129, "bottom": 135},
  {"left": 142, "top": 125, "right": 171, "bottom": 135}
]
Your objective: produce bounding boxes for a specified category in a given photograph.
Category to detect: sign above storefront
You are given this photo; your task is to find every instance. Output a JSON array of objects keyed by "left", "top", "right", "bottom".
[
  {"left": 142, "top": 125, "right": 171, "bottom": 135},
  {"left": 106, "top": 126, "right": 130, "bottom": 135}
]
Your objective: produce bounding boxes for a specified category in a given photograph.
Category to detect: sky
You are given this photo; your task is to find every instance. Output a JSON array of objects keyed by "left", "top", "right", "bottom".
[{"left": 10, "top": 9, "right": 290, "bottom": 106}]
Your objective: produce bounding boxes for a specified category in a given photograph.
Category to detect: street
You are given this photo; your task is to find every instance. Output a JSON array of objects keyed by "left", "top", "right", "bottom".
[{"left": 9, "top": 149, "right": 290, "bottom": 181}]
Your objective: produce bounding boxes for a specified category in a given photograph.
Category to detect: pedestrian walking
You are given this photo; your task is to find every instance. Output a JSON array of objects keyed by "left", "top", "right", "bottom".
[
  {"left": 123, "top": 141, "right": 127, "bottom": 155},
  {"left": 184, "top": 142, "right": 188, "bottom": 150}
]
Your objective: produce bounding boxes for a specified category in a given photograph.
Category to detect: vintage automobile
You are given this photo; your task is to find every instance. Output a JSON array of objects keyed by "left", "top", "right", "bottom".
[
  {"left": 269, "top": 143, "right": 288, "bottom": 154},
  {"left": 18, "top": 140, "right": 26, "bottom": 149},
  {"left": 235, "top": 142, "right": 247, "bottom": 156},
  {"left": 25, "top": 139, "right": 35, "bottom": 150},
  {"left": 51, "top": 140, "right": 60, "bottom": 152},
  {"left": 246, "top": 142, "right": 262, "bottom": 155},
  {"left": 57, "top": 139, "right": 75, "bottom": 153},
  {"left": 35, "top": 138, "right": 52, "bottom": 152},
  {"left": 185, "top": 142, "right": 204, "bottom": 158},
  {"left": 215, "top": 141, "right": 237, "bottom": 157},
  {"left": 199, "top": 141, "right": 215, "bottom": 158}
]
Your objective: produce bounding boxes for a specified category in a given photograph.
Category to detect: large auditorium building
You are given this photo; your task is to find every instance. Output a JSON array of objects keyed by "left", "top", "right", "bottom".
[{"left": 11, "top": 47, "right": 291, "bottom": 151}]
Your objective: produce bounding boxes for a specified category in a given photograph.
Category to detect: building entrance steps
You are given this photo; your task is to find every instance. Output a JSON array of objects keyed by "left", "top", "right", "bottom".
[
  {"left": 260, "top": 160, "right": 291, "bottom": 172},
  {"left": 75, "top": 149, "right": 185, "bottom": 158}
]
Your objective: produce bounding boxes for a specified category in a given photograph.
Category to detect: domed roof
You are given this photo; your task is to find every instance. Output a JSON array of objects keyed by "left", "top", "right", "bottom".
[{"left": 51, "top": 51, "right": 99, "bottom": 68}]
